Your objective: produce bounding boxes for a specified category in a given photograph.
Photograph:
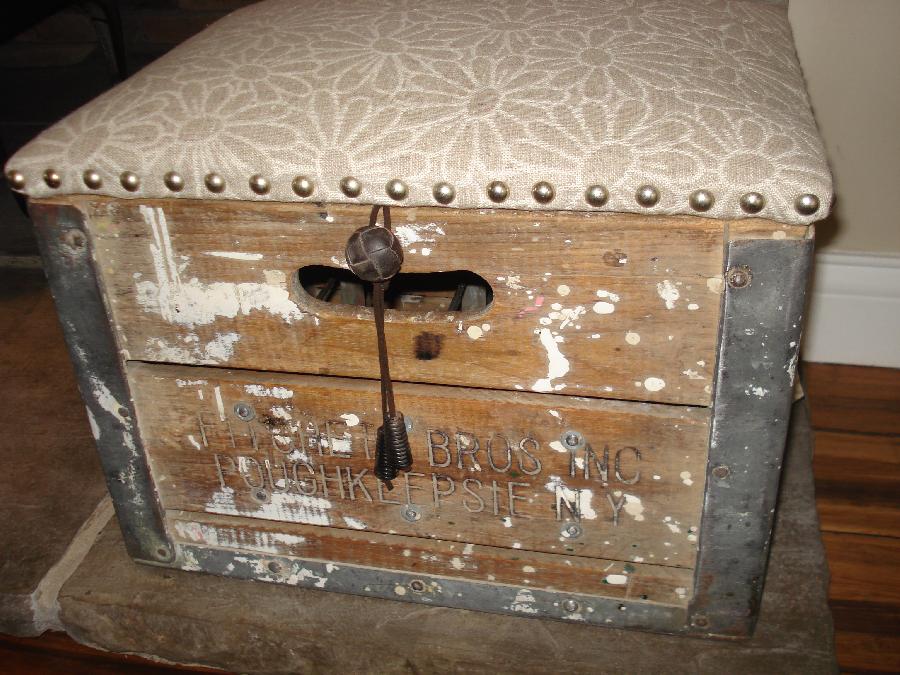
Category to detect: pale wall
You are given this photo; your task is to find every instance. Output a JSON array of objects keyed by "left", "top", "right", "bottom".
[{"left": 789, "top": 0, "right": 900, "bottom": 254}]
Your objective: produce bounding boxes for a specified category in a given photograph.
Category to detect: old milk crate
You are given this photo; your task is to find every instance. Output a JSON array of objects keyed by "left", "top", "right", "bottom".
[{"left": 5, "top": 0, "right": 831, "bottom": 637}]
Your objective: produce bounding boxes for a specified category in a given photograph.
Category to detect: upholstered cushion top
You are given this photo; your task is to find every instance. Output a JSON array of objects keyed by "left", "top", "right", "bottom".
[{"left": 6, "top": 0, "right": 831, "bottom": 224}]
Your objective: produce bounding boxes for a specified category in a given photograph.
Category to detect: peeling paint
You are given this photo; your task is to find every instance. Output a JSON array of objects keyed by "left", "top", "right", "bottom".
[{"left": 657, "top": 279, "right": 680, "bottom": 309}]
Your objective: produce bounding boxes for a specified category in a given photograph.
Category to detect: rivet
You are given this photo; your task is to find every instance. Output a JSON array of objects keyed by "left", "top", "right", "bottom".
[
  {"left": 486, "top": 180, "right": 509, "bottom": 203},
  {"left": 432, "top": 181, "right": 455, "bottom": 205},
  {"left": 562, "top": 599, "right": 580, "bottom": 613},
  {"left": 155, "top": 546, "right": 171, "bottom": 561},
  {"left": 6, "top": 170, "right": 25, "bottom": 190},
  {"left": 712, "top": 464, "right": 731, "bottom": 480},
  {"left": 385, "top": 178, "right": 408, "bottom": 201},
  {"left": 532, "top": 180, "right": 555, "bottom": 204},
  {"left": 292, "top": 175, "right": 314, "bottom": 198},
  {"left": 63, "top": 230, "right": 86, "bottom": 250},
  {"left": 120, "top": 171, "right": 140, "bottom": 192},
  {"left": 233, "top": 402, "right": 255, "bottom": 421},
  {"left": 693, "top": 614, "right": 710, "bottom": 628},
  {"left": 409, "top": 579, "right": 426, "bottom": 593},
  {"left": 43, "top": 169, "right": 61, "bottom": 189},
  {"left": 249, "top": 174, "right": 270, "bottom": 195},
  {"left": 250, "top": 487, "right": 270, "bottom": 503},
  {"left": 340, "top": 176, "right": 362, "bottom": 198},
  {"left": 740, "top": 191, "right": 765, "bottom": 214},
  {"left": 635, "top": 184, "right": 659, "bottom": 207},
  {"left": 689, "top": 189, "right": 714, "bottom": 212},
  {"left": 795, "top": 193, "right": 820, "bottom": 216},
  {"left": 585, "top": 184, "right": 608, "bottom": 207},
  {"left": 267, "top": 560, "right": 283, "bottom": 574},
  {"left": 204, "top": 173, "right": 225, "bottom": 193},
  {"left": 726, "top": 265, "right": 752, "bottom": 289},
  {"left": 163, "top": 171, "right": 184, "bottom": 192},
  {"left": 83, "top": 169, "right": 102, "bottom": 190}
]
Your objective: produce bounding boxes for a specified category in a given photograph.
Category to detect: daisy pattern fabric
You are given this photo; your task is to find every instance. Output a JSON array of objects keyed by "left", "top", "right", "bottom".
[{"left": 6, "top": 0, "right": 832, "bottom": 225}]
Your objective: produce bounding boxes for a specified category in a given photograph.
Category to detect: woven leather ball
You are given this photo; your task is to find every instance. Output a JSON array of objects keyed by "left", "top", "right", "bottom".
[{"left": 345, "top": 225, "right": 404, "bottom": 282}]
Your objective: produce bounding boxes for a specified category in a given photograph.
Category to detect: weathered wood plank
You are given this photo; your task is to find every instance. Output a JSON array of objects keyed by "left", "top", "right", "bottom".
[
  {"left": 167, "top": 511, "right": 694, "bottom": 606},
  {"left": 73, "top": 196, "right": 725, "bottom": 405},
  {"left": 129, "top": 363, "right": 708, "bottom": 568}
]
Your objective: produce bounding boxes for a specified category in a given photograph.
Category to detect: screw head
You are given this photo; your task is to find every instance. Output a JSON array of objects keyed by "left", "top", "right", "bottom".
[
  {"left": 163, "top": 171, "right": 184, "bottom": 192},
  {"left": 532, "top": 180, "right": 555, "bottom": 204},
  {"left": 340, "top": 176, "right": 362, "bottom": 198},
  {"left": 584, "top": 184, "right": 609, "bottom": 207},
  {"left": 562, "top": 599, "right": 580, "bottom": 613},
  {"left": 740, "top": 191, "right": 765, "bottom": 214},
  {"left": 795, "top": 193, "right": 820, "bottom": 216},
  {"left": 712, "top": 464, "right": 731, "bottom": 479},
  {"left": 400, "top": 504, "right": 422, "bottom": 522},
  {"left": 385, "top": 178, "right": 408, "bottom": 201},
  {"left": 63, "top": 230, "right": 86, "bottom": 250},
  {"left": 6, "top": 170, "right": 25, "bottom": 190},
  {"left": 635, "top": 184, "right": 660, "bottom": 207},
  {"left": 249, "top": 174, "right": 270, "bottom": 195},
  {"left": 560, "top": 430, "right": 584, "bottom": 451},
  {"left": 83, "top": 169, "right": 102, "bottom": 190},
  {"left": 205, "top": 172, "right": 226, "bottom": 193},
  {"left": 433, "top": 181, "right": 455, "bottom": 205},
  {"left": 726, "top": 265, "right": 752, "bottom": 289},
  {"left": 292, "top": 175, "right": 315, "bottom": 198},
  {"left": 693, "top": 614, "right": 710, "bottom": 628},
  {"left": 562, "top": 522, "right": 583, "bottom": 539},
  {"left": 486, "top": 180, "right": 509, "bottom": 203},
  {"left": 689, "top": 189, "right": 715, "bottom": 212},
  {"left": 267, "top": 560, "right": 283, "bottom": 574},
  {"left": 43, "top": 169, "right": 62, "bottom": 189},
  {"left": 233, "top": 402, "right": 255, "bottom": 421},
  {"left": 250, "top": 487, "right": 269, "bottom": 503},
  {"left": 120, "top": 171, "right": 140, "bottom": 192},
  {"left": 409, "top": 579, "right": 426, "bottom": 593}
]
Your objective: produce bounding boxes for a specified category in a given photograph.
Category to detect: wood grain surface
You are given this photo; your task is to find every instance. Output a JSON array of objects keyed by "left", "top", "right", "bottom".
[
  {"left": 808, "top": 363, "right": 900, "bottom": 674},
  {"left": 130, "top": 362, "right": 708, "bottom": 569},
  {"left": 73, "top": 196, "right": 730, "bottom": 405}
]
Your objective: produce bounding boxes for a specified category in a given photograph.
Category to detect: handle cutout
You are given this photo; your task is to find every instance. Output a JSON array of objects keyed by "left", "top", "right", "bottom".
[{"left": 295, "top": 265, "right": 493, "bottom": 315}]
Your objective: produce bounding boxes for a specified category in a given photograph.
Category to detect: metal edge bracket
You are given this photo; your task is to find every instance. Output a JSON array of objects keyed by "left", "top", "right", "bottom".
[
  {"left": 29, "top": 201, "right": 173, "bottom": 564},
  {"left": 688, "top": 237, "right": 813, "bottom": 636}
]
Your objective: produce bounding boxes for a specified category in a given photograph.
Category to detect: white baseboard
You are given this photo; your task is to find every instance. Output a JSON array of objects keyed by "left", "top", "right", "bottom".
[{"left": 804, "top": 251, "right": 900, "bottom": 368}]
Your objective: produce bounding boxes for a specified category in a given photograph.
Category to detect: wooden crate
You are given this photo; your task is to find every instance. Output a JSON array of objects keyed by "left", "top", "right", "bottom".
[{"left": 25, "top": 197, "right": 813, "bottom": 637}]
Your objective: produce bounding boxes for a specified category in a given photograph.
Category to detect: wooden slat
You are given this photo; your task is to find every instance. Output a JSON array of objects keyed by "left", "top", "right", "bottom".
[
  {"left": 168, "top": 510, "right": 694, "bottom": 606},
  {"left": 806, "top": 363, "right": 900, "bottom": 436},
  {"left": 822, "top": 532, "right": 900, "bottom": 673},
  {"left": 129, "top": 362, "right": 708, "bottom": 569},
  {"left": 814, "top": 431, "right": 900, "bottom": 537},
  {"left": 74, "top": 195, "right": 725, "bottom": 406}
]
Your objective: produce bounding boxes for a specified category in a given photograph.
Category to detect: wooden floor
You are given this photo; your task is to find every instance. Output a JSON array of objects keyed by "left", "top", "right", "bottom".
[
  {"left": 806, "top": 363, "right": 900, "bottom": 674},
  {"left": 1, "top": 362, "right": 898, "bottom": 673}
]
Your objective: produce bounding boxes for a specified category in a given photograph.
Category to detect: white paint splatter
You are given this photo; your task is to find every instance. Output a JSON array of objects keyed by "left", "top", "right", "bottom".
[
  {"left": 682, "top": 369, "right": 704, "bottom": 380},
  {"left": 204, "top": 251, "right": 263, "bottom": 261},
  {"left": 605, "top": 574, "right": 628, "bottom": 585},
  {"left": 657, "top": 280, "right": 680, "bottom": 309},
  {"left": 510, "top": 589, "right": 538, "bottom": 614},
  {"left": 136, "top": 206, "right": 305, "bottom": 328},
  {"left": 205, "top": 489, "right": 332, "bottom": 527},
  {"left": 466, "top": 325, "right": 484, "bottom": 340},
  {"left": 623, "top": 494, "right": 645, "bottom": 521},
  {"left": 450, "top": 557, "right": 465, "bottom": 570},
  {"left": 245, "top": 384, "right": 293, "bottom": 399},
  {"left": 687, "top": 303, "right": 699, "bottom": 311},
  {"left": 625, "top": 331, "right": 640, "bottom": 345},
  {"left": 680, "top": 471, "right": 694, "bottom": 487},
  {"left": 544, "top": 475, "right": 597, "bottom": 520},
  {"left": 523, "top": 565, "right": 536, "bottom": 574},
  {"left": 644, "top": 377, "right": 666, "bottom": 392},
  {"left": 343, "top": 516, "right": 367, "bottom": 530},
  {"left": 340, "top": 413, "right": 360, "bottom": 427},
  {"left": 532, "top": 328, "right": 569, "bottom": 392},
  {"left": 706, "top": 277, "right": 723, "bottom": 294},
  {"left": 557, "top": 284, "right": 570, "bottom": 297}
]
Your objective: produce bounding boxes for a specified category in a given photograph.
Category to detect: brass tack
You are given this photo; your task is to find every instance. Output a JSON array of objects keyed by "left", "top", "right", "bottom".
[
  {"left": 740, "top": 191, "right": 765, "bottom": 214},
  {"left": 486, "top": 180, "right": 509, "bottom": 203},
  {"left": 432, "top": 182, "right": 455, "bottom": 205},
  {"left": 292, "top": 175, "right": 314, "bottom": 198},
  {"left": 794, "top": 193, "right": 820, "bottom": 216},
  {"left": 635, "top": 184, "right": 659, "bottom": 207},
  {"left": 120, "top": 171, "right": 140, "bottom": 192},
  {"left": 43, "top": 169, "right": 61, "bottom": 189},
  {"left": 249, "top": 174, "right": 270, "bottom": 195},
  {"left": 163, "top": 171, "right": 184, "bottom": 192},
  {"left": 689, "top": 189, "right": 714, "bottom": 212},
  {"left": 340, "top": 176, "right": 362, "bottom": 198},
  {"left": 83, "top": 169, "right": 102, "bottom": 190},
  {"left": 385, "top": 178, "right": 408, "bottom": 201},
  {"left": 532, "top": 180, "right": 555, "bottom": 204},
  {"left": 584, "top": 184, "right": 608, "bottom": 207}
]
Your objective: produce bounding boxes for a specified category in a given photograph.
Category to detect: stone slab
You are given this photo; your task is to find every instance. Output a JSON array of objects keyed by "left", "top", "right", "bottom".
[
  {"left": 0, "top": 270, "right": 110, "bottom": 636},
  {"left": 57, "top": 401, "right": 836, "bottom": 674}
]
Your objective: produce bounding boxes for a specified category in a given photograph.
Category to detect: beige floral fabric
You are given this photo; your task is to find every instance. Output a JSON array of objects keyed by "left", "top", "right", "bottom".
[{"left": 6, "top": 0, "right": 832, "bottom": 224}]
